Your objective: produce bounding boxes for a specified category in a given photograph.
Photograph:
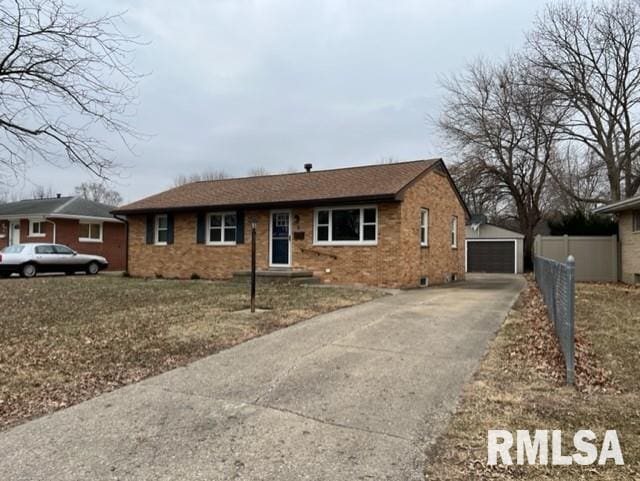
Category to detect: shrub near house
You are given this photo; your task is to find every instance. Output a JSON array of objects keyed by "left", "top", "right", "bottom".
[{"left": 113, "top": 160, "right": 470, "bottom": 288}]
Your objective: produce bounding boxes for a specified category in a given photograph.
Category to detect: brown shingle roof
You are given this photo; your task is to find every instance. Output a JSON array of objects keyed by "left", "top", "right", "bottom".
[{"left": 115, "top": 159, "right": 454, "bottom": 214}]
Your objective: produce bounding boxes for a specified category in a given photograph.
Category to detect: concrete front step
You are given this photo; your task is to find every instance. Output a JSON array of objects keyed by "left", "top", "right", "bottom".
[{"left": 232, "top": 269, "right": 321, "bottom": 284}]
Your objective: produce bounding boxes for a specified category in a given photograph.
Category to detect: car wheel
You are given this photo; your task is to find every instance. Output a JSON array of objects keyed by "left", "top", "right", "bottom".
[
  {"left": 86, "top": 261, "right": 100, "bottom": 275},
  {"left": 21, "top": 263, "right": 37, "bottom": 278}
]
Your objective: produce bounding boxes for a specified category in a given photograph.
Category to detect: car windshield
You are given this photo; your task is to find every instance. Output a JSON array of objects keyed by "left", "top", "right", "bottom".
[{"left": 2, "top": 245, "right": 25, "bottom": 254}]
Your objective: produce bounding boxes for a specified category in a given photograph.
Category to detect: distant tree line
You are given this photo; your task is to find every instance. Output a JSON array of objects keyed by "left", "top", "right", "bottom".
[
  {"left": 172, "top": 166, "right": 297, "bottom": 187},
  {"left": 0, "top": 181, "right": 123, "bottom": 206}
]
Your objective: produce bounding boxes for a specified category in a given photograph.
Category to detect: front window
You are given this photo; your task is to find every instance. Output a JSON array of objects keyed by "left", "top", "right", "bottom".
[
  {"left": 155, "top": 215, "right": 168, "bottom": 245},
  {"left": 29, "top": 220, "right": 45, "bottom": 237},
  {"left": 208, "top": 212, "right": 237, "bottom": 245},
  {"left": 314, "top": 206, "right": 377, "bottom": 245},
  {"left": 633, "top": 211, "right": 640, "bottom": 232},
  {"left": 316, "top": 210, "right": 330, "bottom": 242},
  {"left": 79, "top": 222, "right": 102, "bottom": 242},
  {"left": 451, "top": 216, "right": 458, "bottom": 248},
  {"left": 421, "top": 209, "right": 429, "bottom": 246}
]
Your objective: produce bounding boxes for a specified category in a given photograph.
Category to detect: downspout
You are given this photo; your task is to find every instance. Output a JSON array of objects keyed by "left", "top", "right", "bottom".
[{"left": 113, "top": 214, "right": 129, "bottom": 274}]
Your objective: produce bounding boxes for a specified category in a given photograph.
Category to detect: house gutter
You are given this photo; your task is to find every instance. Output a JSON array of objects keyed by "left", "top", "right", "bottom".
[
  {"left": 112, "top": 194, "right": 400, "bottom": 216},
  {"left": 113, "top": 214, "right": 129, "bottom": 274}
]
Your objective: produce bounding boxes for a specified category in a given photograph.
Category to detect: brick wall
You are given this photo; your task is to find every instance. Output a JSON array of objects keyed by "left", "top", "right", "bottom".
[
  {"left": 127, "top": 203, "right": 404, "bottom": 287},
  {"left": 126, "top": 170, "right": 467, "bottom": 288},
  {"left": 619, "top": 211, "right": 640, "bottom": 284},
  {"left": 0, "top": 220, "right": 8, "bottom": 249},
  {"left": 399, "top": 167, "right": 466, "bottom": 286},
  {"left": 0, "top": 217, "right": 126, "bottom": 270},
  {"left": 54, "top": 219, "right": 127, "bottom": 271}
]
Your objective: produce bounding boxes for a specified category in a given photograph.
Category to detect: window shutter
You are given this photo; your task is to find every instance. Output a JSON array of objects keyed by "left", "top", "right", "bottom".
[
  {"left": 167, "top": 213, "right": 175, "bottom": 244},
  {"left": 236, "top": 209, "right": 245, "bottom": 244},
  {"left": 145, "top": 215, "right": 154, "bottom": 244},
  {"left": 196, "top": 212, "right": 206, "bottom": 244}
]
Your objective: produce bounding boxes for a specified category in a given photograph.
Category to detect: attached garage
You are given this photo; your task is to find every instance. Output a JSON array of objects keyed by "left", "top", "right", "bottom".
[{"left": 465, "top": 223, "right": 524, "bottom": 274}]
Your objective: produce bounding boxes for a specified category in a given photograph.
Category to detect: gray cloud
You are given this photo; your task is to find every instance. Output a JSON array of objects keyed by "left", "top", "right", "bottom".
[{"left": 21, "top": 0, "right": 546, "bottom": 202}]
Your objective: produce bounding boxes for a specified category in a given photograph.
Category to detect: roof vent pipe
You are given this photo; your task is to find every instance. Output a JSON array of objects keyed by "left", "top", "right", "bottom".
[{"left": 304, "top": 163, "right": 312, "bottom": 173}]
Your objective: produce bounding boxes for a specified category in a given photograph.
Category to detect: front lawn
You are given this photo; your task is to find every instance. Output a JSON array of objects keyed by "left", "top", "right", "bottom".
[
  {"left": 424, "top": 279, "right": 639, "bottom": 480},
  {"left": 0, "top": 276, "right": 383, "bottom": 430}
]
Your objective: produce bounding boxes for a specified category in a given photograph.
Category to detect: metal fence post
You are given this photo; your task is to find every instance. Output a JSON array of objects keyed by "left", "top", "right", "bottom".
[
  {"left": 566, "top": 255, "right": 575, "bottom": 385},
  {"left": 250, "top": 218, "right": 257, "bottom": 313}
]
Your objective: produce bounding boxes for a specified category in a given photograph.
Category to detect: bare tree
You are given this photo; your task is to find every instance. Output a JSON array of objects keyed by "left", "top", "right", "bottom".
[
  {"left": 547, "top": 145, "right": 609, "bottom": 213},
  {"left": 0, "top": 186, "right": 20, "bottom": 203},
  {"left": 31, "top": 184, "right": 54, "bottom": 199},
  {"left": 173, "top": 170, "right": 229, "bottom": 187},
  {"left": 449, "top": 160, "right": 512, "bottom": 223},
  {"left": 378, "top": 156, "right": 399, "bottom": 164},
  {"left": 0, "top": 0, "right": 144, "bottom": 181},
  {"left": 74, "top": 181, "right": 122, "bottom": 206},
  {"left": 527, "top": 0, "right": 640, "bottom": 202},
  {"left": 438, "top": 57, "right": 564, "bottom": 267},
  {"left": 246, "top": 166, "right": 269, "bottom": 177}
]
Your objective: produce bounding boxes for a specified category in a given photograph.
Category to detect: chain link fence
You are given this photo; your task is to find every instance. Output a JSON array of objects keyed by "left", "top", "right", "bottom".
[{"left": 533, "top": 255, "right": 576, "bottom": 385}]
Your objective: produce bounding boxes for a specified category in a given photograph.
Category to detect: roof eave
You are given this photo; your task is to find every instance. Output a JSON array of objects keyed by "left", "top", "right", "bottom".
[
  {"left": 594, "top": 198, "right": 640, "bottom": 214},
  {"left": 112, "top": 194, "right": 400, "bottom": 215},
  {"left": 394, "top": 159, "right": 472, "bottom": 219}
]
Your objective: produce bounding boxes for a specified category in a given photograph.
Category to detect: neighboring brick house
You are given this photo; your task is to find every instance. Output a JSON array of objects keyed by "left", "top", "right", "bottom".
[
  {"left": 596, "top": 197, "right": 640, "bottom": 284},
  {"left": 0, "top": 196, "right": 126, "bottom": 271},
  {"left": 113, "top": 159, "right": 470, "bottom": 288}
]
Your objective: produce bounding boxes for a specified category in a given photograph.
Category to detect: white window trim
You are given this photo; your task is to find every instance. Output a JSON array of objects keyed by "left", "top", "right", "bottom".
[
  {"left": 313, "top": 205, "right": 378, "bottom": 246},
  {"left": 78, "top": 221, "right": 103, "bottom": 243},
  {"left": 155, "top": 214, "right": 168, "bottom": 246},
  {"left": 29, "top": 220, "right": 46, "bottom": 238},
  {"left": 451, "top": 216, "right": 458, "bottom": 248},
  {"left": 420, "top": 208, "right": 429, "bottom": 247},
  {"left": 206, "top": 212, "right": 237, "bottom": 246}
]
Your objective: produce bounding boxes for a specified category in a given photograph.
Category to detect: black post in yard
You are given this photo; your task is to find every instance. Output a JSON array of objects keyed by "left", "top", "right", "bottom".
[{"left": 250, "top": 218, "right": 257, "bottom": 313}]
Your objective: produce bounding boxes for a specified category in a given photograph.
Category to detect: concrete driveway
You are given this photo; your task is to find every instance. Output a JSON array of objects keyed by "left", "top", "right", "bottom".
[{"left": 0, "top": 274, "right": 524, "bottom": 481}]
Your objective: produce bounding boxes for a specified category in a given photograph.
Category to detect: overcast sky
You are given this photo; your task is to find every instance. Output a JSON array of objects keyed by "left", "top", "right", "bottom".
[{"left": 20, "top": 0, "right": 547, "bottom": 203}]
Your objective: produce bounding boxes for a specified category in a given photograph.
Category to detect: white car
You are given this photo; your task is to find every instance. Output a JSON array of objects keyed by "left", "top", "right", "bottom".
[{"left": 0, "top": 243, "right": 109, "bottom": 278}]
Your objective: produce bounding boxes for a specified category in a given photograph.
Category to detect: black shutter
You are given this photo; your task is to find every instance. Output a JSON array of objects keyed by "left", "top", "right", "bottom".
[
  {"left": 167, "top": 213, "right": 174, "bottom": 244},
  {"left": 236, "top": 209, "right": 245, "bottom": 244},
  {"left": 145, "top": 215, "right": 154, "bottom": 244},
  {"left": 196, "top": 212, "right": 206, "bottom": 244}
]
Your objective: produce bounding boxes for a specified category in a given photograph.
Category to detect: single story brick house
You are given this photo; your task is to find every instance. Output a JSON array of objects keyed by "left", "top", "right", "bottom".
[
  {"left": 113, "top": 159, "right": 470, "bottom": 288},
  {"left": 595, "top": 196, "right": 640, "bottom": 284},
  {"left": 0, "top": 196, "right": 126, "bottom": 270}
]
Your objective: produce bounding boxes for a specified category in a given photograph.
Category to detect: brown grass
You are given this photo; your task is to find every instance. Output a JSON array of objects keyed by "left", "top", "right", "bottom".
[
  {"left": 424, "top": 279, "right": 640, "bottom": 480},
  {"left": 0, "top": 276, "right": 383, "bottom": 430}
]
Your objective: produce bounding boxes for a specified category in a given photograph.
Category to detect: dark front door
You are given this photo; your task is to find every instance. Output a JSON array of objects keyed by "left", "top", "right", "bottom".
[
  {"left": 467, "top": 241, "right": 515, "bottom": 273},
  {"left": 271, "top": 211, "right": 290, "bottom": 266}
]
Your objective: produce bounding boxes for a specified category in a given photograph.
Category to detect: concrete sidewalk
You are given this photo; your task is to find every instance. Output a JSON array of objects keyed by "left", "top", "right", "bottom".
[{"left": 0, "top": 274, "right": 524, "bottom": 481}]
